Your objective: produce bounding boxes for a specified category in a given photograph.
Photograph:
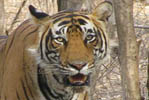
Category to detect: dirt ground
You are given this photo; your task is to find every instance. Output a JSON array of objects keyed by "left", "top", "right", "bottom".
[{"left": 3, "top": 0, "right": 149, "bottom": 99}]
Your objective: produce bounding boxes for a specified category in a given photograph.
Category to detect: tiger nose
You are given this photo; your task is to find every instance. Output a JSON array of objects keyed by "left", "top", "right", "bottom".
[{"left": 68, "top": 63, "right": 87, "bottom": 70}]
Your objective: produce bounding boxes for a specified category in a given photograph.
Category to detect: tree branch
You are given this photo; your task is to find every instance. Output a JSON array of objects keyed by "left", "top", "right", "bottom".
[
  {"left": 134, "top": 25, "right": 149, "bottom": 29},
  {"left": 6, "top": 0, "right": 27, "bottom": 35}
]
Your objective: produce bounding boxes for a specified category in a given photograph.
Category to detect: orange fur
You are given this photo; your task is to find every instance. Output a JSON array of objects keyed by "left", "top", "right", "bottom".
[{"left": 0, "top": 20, "right": 43, "bottom": 100}]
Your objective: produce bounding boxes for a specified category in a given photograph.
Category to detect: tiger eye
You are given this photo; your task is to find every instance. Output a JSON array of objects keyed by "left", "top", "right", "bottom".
[
  {"left": 56, "top": 37, "right": 64, "bottom": 42},
  {"left": 86, "top": 35, "right": 94, "bottom": 40}
]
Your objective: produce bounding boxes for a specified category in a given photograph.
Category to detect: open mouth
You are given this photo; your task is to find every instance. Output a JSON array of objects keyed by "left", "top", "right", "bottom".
[{"left": 64, "top": 74, "right": 90, "bottom": 86}]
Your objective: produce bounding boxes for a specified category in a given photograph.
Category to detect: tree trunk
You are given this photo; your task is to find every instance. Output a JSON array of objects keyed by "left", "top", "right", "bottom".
[
  {"left": 146, "top": 0, "right": 149, "bottom": 5},
  {"left": 147, "top": 51, "right": 149, "bottom": 99},
  {"left": 0, "top": 0, "right": 4, "bottom": 35},
  {"left": 113, "top": 0, "right": 141, "bottom": 100},
  {"left": 57, "top": 0, "right": 85, "bottom": 11}
]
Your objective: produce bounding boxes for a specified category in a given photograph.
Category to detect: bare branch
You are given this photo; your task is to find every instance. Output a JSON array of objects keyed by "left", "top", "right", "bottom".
[
  {"left": 134, "top": 25, "right": 149, "bottom": 29},
  {"left": 7, "top": 0, "right": 27, "bottom": 34}
]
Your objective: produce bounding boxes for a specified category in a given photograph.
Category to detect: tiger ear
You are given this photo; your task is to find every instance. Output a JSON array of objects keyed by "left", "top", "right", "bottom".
[
  {"left": 91, "top": 1, "right": 113, "bottom": 20},
  {"left": 29, "top": 5, "right": 50, "bottom": 24}
]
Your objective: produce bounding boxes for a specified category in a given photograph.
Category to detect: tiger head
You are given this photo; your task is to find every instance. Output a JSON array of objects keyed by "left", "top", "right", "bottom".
[{"left": 29, "top": 2, "right": 112, "bottom": 93}]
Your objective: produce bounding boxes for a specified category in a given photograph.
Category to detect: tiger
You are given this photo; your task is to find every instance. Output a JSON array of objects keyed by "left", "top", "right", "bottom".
[{"left": 0, "top": 1, "right": 112, "bottom": 100}]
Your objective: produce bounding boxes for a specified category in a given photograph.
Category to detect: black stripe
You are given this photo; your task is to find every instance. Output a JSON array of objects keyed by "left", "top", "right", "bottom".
[
  {"left": 18, "top": 24, "right": 33, "bottom": 37},
  {"left": 5, "top": 29, "right": 16, "bottom": 55},
  {"left": 67, "top": 24, "right": 83, "bottom": 33},
  {"left": 99, "top": 28, "right": 107, "bottom": 57},
  {"left": 97, "top": 30, "right": 103, "bottom": 48},
  {"left": 93, "top": 22, "right": 107, "bottom": 56},
  {"left": 40, "top": 30, "right": 47, "bottom": 59},
  {"left": 87, "top": 29, "right": 93, "bottom": 33},
  {"left": 77, "top": 18, "right": 87, "bottom": 25},
  {"left": 22, "top": 53, "right": 34, "bottom": 100},
  {"left": 51, "top": 13, "right": 66, "bottom": 19},
  {"left": 55, "top": 31, "right": 60, "bottom": 35},
  {"left": 101, "top": 29, "right": 107, "bottom": 54},
  {"left": 51, "top": 10, "right": 77, "bottom": 19},
  {"left": 87, "top": 36, "right": 98, "bottom": 45},
  {"left": 16, "top": 90, "right": 21, "bottom": 100},
  {"left": 52, "top": 90, "right": 64, "bottom": 99},
  {"left": 24, "top": 73, "right": 35, "bottom": 100},
  {"left": 58, "top": 20, "right": 70, "bottom": 26},
  {"left": 38, "top": 67, "right": 59, "bottom": 100},
  {"left": 28, "top": 72, "right": 35, "bottom": 86},
  {"left": 53, "top": 14, "right": 89, "bottom": 24},
  {"left": 45, "top": 51, "right": 57, "bottom": 63},
  {"left": 4, "top": 95, "right": 7, "bottom": 100},
  {"left": 40, "top": 37, "right": 44, "bottom": 59},
  {"left": 56, "top": 26, "right": 66, "bottom": 35},
  {"left": 45, "top": 30, "right": 52, "bottom": 51},
  {"left": 24, "top": 28, "right": 39, "bottom": 40},
  {"left": 53, "top": 74, "right": 63, "bottom": 84},
  {"left": 45, "top": 30, "right": 60, "bottom": 62},
  {"left": 21, "top": 80, "right": 30, "bottom": 100},
  {"left": 16, "top": 20, "right": 33, "bottom": 37},
  {"left": 6, "top": 20, "right": 33, "bottom": 56},
  {"left": 40, "top": 27, "right": 51, "bottom": 59}
]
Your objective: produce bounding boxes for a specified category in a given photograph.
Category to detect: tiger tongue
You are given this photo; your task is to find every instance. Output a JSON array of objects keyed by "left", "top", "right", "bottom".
[{"left": 68, "top": 74, "right": 87, "bottom": 84}]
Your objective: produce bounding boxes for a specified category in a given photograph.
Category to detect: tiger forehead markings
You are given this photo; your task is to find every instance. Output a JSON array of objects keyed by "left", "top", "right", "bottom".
[
  {"left": 0, "top": 1, "right": 112, "bottom": 100},
  {"left": 52, "top": 15, "right": 96, "bottom": 40},
  {"left": 49, "top": 15, "right": 98, "bottom": 64},
  {"left": 43, "top": 14, "right": 106, "bottom": 66}
]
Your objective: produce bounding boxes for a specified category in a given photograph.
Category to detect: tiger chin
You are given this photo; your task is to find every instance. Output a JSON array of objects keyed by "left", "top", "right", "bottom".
[{"left": 0, "top": 1, "right": 112, "bottom": 100}]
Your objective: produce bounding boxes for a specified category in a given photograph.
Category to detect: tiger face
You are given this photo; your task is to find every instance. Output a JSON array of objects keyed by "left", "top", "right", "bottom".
[
  {"left": 51, "top": 17, "right": 96, "bottom": 88},
  {"left": 29, "top": 1, "right": 112, "bottom": 93}
]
